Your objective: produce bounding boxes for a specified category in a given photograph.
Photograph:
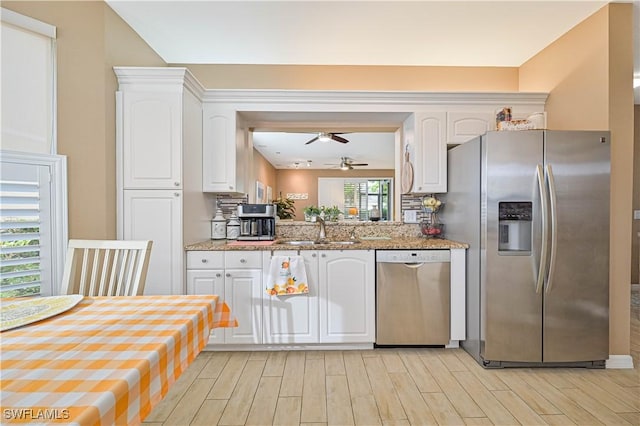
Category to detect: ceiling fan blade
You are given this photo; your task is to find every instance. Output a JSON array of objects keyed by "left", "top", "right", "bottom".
[
  {"left": 350, "top": 163, "right": 368, "bottom": 166},
  {"left": 305, "top": 136, "right": 319, "bottom": 145},
  {"left": 331, "top": 134, "right": 349, "bottom": 143}
]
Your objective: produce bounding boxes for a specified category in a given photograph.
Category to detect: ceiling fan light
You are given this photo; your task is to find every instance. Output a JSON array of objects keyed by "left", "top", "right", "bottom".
[
  {"left": 318, "top": 132, "right": 332, "bottom": 142},
  {"left": 340, "top": 161, "right": 350, "bottom": 171}
]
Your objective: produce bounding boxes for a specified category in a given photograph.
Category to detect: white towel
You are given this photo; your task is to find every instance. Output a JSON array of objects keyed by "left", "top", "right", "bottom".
[{"left": 266, "top": 255, "right": 309, "bottom": 296}]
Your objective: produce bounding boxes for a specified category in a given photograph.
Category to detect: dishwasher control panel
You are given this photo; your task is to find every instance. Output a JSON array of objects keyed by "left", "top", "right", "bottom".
[{"left": 376, "top": 250, "right": 450, "bottom": 263}]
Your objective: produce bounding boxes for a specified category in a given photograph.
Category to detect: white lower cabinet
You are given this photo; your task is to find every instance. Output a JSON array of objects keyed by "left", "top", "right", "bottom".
[
  {"left": 262, "top": 251, "right": 319, "bottom": 344},
  {"left": 122, "top": 190, "right": 183, "bottom": 295},
  {"left": 224, "top": 269, "right": 262, "bottom": 344},
  {"left": 187, "top": 269, "right": 225, "bottom": 344},
  {"left": 318, "top": 250, "right": 376, "bottom": 343},
  {"left": 188, "top": 249, "right": 376, "bottom": 347},
  {"left": 186, "top": 251, "right": 262, "bottom": 344}
]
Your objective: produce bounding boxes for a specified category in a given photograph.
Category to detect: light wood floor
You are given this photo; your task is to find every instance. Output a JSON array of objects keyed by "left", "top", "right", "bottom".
[{"left": 144, "top": 301, "right": 640, "bottom": 426}]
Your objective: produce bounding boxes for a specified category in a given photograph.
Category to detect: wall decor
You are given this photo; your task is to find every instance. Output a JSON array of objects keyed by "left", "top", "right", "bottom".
[
  {"left": 267, "top": 185, "right": 273, "bottom": 203},
  {"left": 286, "top": 192, "right": 309, "bottom": 200},
  {"left": 256, "top": 181, "right": 265, "bottom": 203}
]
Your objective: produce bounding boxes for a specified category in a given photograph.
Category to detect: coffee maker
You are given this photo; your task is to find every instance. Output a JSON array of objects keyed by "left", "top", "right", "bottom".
[{"left": 237, "top": 204, "right": 277, "bottom": 240}]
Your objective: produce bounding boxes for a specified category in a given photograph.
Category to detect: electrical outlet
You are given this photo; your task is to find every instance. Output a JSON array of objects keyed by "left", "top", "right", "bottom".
[
  {"left": 404, "top": 210, "right": 419, "bottom": 223},
  {"left": 634, "top": 210, "right": 640, "bottom": 220}
]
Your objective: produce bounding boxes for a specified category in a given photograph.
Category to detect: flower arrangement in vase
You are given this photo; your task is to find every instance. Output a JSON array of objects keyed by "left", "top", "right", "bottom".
[{"left": 421, "top": 195, "right": 444, "bottom": 238}]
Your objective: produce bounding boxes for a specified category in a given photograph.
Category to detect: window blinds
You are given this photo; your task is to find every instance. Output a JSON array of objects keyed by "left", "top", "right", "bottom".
[{"left": 0, "top": 175, "right": 43, "bottom": 297}]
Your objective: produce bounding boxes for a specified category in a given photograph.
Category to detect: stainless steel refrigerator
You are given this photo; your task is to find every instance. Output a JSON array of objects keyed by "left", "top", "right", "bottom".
[{"left": 444, "top": 130, "right": 610, "bottom": 368}]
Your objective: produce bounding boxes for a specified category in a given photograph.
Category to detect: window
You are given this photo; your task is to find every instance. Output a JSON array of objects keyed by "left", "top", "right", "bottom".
[
  {"left": 0, "top": 152, "right": 67, "bottom": 297},
  {"left": 0, "top": 11, "right": 66, "bottom": 298},
  {"left": 319, "top": 177, "right": 393, "bottom": 220}
]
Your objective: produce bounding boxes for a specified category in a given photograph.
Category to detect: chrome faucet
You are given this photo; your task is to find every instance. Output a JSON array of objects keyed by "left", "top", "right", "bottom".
[{"left": 316, "top": 216, "right": 327, "bottom": 241}]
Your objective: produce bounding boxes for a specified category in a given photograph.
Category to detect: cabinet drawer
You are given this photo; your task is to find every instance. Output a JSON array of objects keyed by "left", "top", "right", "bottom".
[
  {"left": 186, "top": 251, "right": 224, "bottom": 269},
  {"left": 225, "top": 251, "right": 262, "bottom": 269}
]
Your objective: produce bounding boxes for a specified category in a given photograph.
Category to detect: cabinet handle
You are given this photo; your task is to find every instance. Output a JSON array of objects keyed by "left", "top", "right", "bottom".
[
  {"left": 226, "top": 273, "right": 231, "bottom": 277},
  {"left": 201, "top": 259, "right": 208, "bottom": 263},
  {"left": 321, "top": 253, "right": 326, "bottom": 258},
  {"left": 216, "top": 273, "right": 221, "bottom": 278},
  {"left": 312, "top": 253, "right": 317, "bottom": 258},
  {"left": 229, "top": 185, "right": 234, "bottom": 190},
  {"left": 174, "top": 182, "right": 180, "bottom": 187},
  {"left": 240, "top": 258, "right": 246, "bottom": 263},
  {"left": 174, "top": 192, "right": 180, "bottom": 197}
]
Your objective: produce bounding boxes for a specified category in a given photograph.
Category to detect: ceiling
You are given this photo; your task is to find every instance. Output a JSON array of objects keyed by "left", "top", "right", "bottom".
[
  {"left": 253, "top": 131, "right": 396, "bottom": 169},
  {"left": 107, "top": 0, "right": 628, "bottom": 67},
  {"left": 106, "top": 0, "right": 640, "bottom": 169}
]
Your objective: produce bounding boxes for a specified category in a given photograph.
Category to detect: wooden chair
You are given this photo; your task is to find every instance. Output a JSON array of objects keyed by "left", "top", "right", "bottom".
[{"left": 60, "top": 239, "right": 153, "bottom": 296}]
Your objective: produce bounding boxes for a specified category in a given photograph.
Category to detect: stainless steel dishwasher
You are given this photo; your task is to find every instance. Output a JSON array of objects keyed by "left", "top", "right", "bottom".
[{"left": 376, "top": 250, "right": 450, "bottom": 346}]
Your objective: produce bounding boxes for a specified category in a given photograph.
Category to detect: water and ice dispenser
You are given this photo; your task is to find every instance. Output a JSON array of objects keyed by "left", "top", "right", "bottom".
[{"left": 498, "top": 202, "right": 532, "bottom": 253}]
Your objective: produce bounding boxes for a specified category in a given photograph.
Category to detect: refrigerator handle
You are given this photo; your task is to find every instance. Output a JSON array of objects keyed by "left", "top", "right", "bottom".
[
  {"left": 546, "top": 164, "right": 558, "bottom": 294},
  {"left": 536, "top": 164, "right": 549, "bottom": 294}
]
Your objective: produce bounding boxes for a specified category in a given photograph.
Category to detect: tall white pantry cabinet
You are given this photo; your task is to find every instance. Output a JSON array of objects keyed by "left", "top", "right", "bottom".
[{"left": 115, "top": 67, "right": 209, "bottom": 295}]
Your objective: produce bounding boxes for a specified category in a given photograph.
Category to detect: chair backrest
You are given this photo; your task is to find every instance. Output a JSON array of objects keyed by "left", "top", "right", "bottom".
[{"left": 60, "top": 239, "right": 153, "bottom": 296}]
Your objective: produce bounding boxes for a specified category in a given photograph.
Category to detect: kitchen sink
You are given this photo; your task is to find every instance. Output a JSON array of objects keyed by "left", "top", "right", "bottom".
[
  {"left": 276, "top": 239, "right": 361, "bottom": 246},
  {"left": 276, "top": 240, "right": 319, "bottom": 245}
]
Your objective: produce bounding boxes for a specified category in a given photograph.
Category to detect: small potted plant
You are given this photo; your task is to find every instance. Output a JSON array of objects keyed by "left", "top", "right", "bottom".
[
  {"left": 303, "top": 205, "right": 320, "bottom": 222},
  {"left": 272, "top": 194, "right": 296, "bottom": 220},
  {"left": 327, "top": 206, "right": 342, "bottom": 221}
]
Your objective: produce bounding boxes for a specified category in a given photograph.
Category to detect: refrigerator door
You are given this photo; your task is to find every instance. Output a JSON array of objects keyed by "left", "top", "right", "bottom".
[
  {"left": 543, "top": 131, "right": 610, "bottom": 363},
  {"left": 483, "top": 131, "right": 544, "bottom": 364}
]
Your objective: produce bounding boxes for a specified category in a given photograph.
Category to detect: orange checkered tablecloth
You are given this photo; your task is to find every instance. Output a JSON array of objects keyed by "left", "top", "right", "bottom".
[{"left": 0, "top": 295, "right": 237, "bottom": 425}]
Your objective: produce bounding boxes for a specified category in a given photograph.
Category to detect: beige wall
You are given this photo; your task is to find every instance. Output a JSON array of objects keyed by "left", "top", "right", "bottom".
[
  {"left": 181, "top": 64, "right": 519, "bottom": 91},
  {"left": 633, "top": 105, "right": 640, "bottom": 285},
  {"left": 252, "top": 149, "right": 277, "bottom": 201},
  {"left": 276, "top": 169, "right": 394, "bottom": 221},
  {"left": 520, "top": 3, "right": 634, "bottom": 357},
  {"left": 2, "top": 1, "right": 165, "bottom": 240}
]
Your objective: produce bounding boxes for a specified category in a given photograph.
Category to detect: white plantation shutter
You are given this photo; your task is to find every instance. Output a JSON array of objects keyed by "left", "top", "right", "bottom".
[
  {"left": 0, "top": 153, "right": 67, "bottom": 298},
  {"left": 0, "top": 165, "right": 49, "bottom": 297}
]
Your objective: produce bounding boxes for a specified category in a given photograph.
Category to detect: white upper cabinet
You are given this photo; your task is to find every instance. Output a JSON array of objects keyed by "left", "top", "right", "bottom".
[
  {"left": 447, "top": 112, "right": 494, "bottom": 145},
  {"left": 121, "top": 92, "right": 183, "bottom": 189},
  {"left": 403, "top": 112, "right": 447, "bottom": 194},
  {"left": 202, "top": 105, "right": 248, "bottom": 193}
]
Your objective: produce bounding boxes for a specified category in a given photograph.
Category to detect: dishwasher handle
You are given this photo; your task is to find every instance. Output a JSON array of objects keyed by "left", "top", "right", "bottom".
[{"left": 402, "top": 262, "right": 425, "bottom": 269}]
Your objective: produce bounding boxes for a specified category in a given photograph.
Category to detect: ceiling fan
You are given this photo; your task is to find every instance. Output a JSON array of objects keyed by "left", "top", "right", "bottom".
[
  {"left": 305, "top": 132, "right": 349, "bottom": 145},
  {"left": 326, "top": 157, "right": 369, "bottom": 170}
]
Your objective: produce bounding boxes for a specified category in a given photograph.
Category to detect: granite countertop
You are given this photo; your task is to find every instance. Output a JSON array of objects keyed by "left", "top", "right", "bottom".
[{"left": 185, "top": 237, "right": 468, "bottom": 251}]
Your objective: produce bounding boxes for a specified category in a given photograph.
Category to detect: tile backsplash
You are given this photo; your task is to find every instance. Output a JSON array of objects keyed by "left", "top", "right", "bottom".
[{"left": 215, "top": 194, "right": 248, "bottom": 216}]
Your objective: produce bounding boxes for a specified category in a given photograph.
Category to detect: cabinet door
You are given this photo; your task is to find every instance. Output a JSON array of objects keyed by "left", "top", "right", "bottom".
[
  {"left": 224, "top": 269, "right": 262, "bottom": 344},
  {"left": 319, "top": 250, "right": 375, "bottom": 343},
  {"left": 121, "top": 92, "right": 182, "bottom": 189},
  {"left": 122, "top": 190, "right": 183, "bottom": 295},
  {"left": 447, "top": 112, "right": 493, "bottom": 145},
  {"left": 404, "top": 112, "right": 447, "bottom": 193},
  {"left": 187, "top": 269, "right": 225, "bottom": 344},
  {"left": 202, "top": 105, "right": 248, "bottom": 193},
  {"left": 263, "top": 251, "right": 319, "bottom": 344}
]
